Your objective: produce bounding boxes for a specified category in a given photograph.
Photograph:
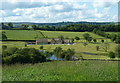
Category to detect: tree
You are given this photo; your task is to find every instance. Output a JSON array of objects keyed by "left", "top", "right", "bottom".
[
  {"left": 96, "top": 46, "right": 99, "bottom": 51},
  {"left": 83, "top": 33, "right": 92, "bottom": 42},
  {"left": 25, "top": 43, "right": 27, "bottom": 47},
  {"left": 93, "top": 39, "right": 97, "bottom": 43},
  {"left": 108, "top": 51, "right": 115, "bottom": 58},
  {"left": 71, "top": 38, "right": 74, "bottom": 43},
  {"left": 8, "top": 22, "right": 13, "bottom": 28},
  {"left": 40, "top": 46, "right": 44, "bottom": 50},
  {"left": 65, "top": 49, "right": 75, "bottom": 60},
  {"left": 2, "top": 33, "right": 7, "bottom": 40},
  {"left": 92, "top": 28, "right": 97, "bottom": 33},
  {"left": 87, "top": 37, "right": 92, "bottom": 43},
  {"left": 21, "top": 24, "right": 29, "bottom": 29},
  {"left": 32, "top": 25, "right": 38, "bottom": 30},
  {"left": 2, "top": 45, "right": 7, "bottom": 51},
  {"left": 83, "top": 33, "right": 90, "bottom": 41},
  {"left": 110, "top": 34, "right": 117, "bottom": 42},
  {"left": 115, "top": 34, "right": 120, "bottom": 44},
  {"left": 53, "top": 47, "right": 63, "bottom": 58},
  {"left": 75, "top": 36, "right": 80, "bottom": 40},
  {"left": 101, "top": 39, "right": 104, "bottom": 43}
]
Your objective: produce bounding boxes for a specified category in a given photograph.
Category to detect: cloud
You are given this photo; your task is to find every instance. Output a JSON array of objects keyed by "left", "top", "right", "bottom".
[{"left": 0, "top": 1, "right": 118, "bottom": 22}]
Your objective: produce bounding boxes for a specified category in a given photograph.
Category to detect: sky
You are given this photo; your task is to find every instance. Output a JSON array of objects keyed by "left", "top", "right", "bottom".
[{"left": 0, "top": 0, "right": 119, "bottom": 23}]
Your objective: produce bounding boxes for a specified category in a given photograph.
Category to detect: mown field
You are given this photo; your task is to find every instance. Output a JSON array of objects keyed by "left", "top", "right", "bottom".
[
  {"left": 2, "top": 61, "right": 119, "bottom": 81},
  {"left": 2, "top": 30, "right": 105, "bottom": 40}
]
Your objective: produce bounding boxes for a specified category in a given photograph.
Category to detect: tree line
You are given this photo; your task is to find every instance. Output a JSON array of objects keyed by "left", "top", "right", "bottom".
[
  {"left": 1, "top": 22, "right": 119, "bottom": 32},
  {"left": 92, "top": 28, "right": 120, "bottom": 44}
]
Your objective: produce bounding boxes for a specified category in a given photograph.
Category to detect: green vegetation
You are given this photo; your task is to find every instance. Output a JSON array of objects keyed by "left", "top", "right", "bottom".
[
  {"left": 2, "top": 30, "right": 105, "bottom": 40},
  {"left": 2, "top": 47, "right": 46, "bottom": 64},
  {"left": 2, "top": 30, "right": 44, "bottom": 40},
  {"left": 41, "top": 31, "right": 104, "bottom": 39},
  {"left": 3, "top": 61, "right": 119, "bottom": 81},
  {"left": 1, "top": 29, "right": 120, "bottom": 81}
]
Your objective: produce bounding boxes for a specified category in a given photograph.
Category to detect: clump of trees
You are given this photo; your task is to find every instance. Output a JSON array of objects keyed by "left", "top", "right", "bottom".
[
  {"left": 83, "top": 33, "right": 92, "bottom": 42},
  {"left": 53, "top": 47, "right": 75, "bottom": 60},
  {"left": 2, "top": 47, "right": 47, "bottom": 64},
  {"left": 92, "top": 28, "right": 120, "bottom": 44}
]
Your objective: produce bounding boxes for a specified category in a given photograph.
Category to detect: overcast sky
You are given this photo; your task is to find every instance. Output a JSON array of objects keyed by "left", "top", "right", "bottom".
[{"left": 0, "top": 0, "right": 119, "bottom": 23}]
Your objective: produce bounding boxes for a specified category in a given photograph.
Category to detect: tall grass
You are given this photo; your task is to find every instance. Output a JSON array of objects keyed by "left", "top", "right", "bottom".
[{"left": 2, "top": 61, "right": 118, "bottom": 81}]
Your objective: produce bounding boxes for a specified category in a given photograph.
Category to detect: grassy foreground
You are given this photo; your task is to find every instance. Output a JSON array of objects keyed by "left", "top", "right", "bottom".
[{"left": 2, "top": 61, "right": 119, "bottom": 81}]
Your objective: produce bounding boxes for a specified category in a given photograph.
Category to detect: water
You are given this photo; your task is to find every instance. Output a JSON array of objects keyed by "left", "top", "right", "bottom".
[{"left": 47, "top": 55, "right": 64, "bottom": 60}]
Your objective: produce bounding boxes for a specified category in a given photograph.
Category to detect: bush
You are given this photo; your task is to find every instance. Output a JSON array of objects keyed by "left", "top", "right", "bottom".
[
  {"left": 75, "top": 36, "right": 80, "bottom": 40},
  {"left": 40, "top": 46, "right": 44, "bottom": 50},
  {"left": 2, "top": 47, "right": 47, "bottom": 64},
  {"left": 108, "top": 51, "right": 115, "bottom": 58},
  {"left": 2, "top": 45, "right": 7, "bottom": 51},
  {"left": 93, "top": 39, "right": 97, "bottom": 43}
]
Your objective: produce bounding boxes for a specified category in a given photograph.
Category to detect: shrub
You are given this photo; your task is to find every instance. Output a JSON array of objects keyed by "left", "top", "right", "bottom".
[
  {"left": 40, "top": 46, "right": 44, "bottom": 50},
  {"left": 93, "top": 39, "right": 97, "bottom": 43},
  {"left": 2, "top": 47, "right": 47, "bottom": 64},
  {"left": 101, "top": 39, "right": 104, "bottom": 43},
  {"left": 108, "top": 51, "right": 115, "bottom": 58},
  {"left": 2, "top": 45, "right": 7, "bottom": 51}
]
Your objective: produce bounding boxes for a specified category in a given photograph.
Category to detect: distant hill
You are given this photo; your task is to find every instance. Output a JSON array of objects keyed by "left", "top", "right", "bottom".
[{"left": 0, "top": 21, "right": 117, "bottom": 30}]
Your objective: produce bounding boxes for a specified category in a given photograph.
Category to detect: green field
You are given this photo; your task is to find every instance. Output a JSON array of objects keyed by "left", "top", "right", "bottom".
[
  {"left": 41, "top": 31, "right": 104, "bottom": 39},
  {"left": 2, "top": 30, "right": 105, "bottom": 40},
  {"left": 2, "top": 41, "right": 118, "bottom": 59},
  {"left": 2, "top": 30, "right": 44, "bottom": 40},
  {"left": 2, "top": 61, "right": 119, "bottom": 81},
  {"left": 1, "top": 30, "right": 120, "bottom": 82}
]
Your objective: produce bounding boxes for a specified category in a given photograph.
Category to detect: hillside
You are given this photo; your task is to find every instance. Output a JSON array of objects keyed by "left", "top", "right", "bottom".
[{"left": 2, "top": 30, "right": 104, "bottom": 40}]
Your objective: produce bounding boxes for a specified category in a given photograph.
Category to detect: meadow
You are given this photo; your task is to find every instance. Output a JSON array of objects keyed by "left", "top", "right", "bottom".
[
  {"left": 2, "top": 61, "right": 119, "bottom": 81},
  {"left": 2, "top": 30, "right": 105, "bottom": 40},
  {"left": 1, "top": 30, "right": 119, "bottom": 82},
  {"left": 2, "top": 41, "right": 118, "bottom": 59}
]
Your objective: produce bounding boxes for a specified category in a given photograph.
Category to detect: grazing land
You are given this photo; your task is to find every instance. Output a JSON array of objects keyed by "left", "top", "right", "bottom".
[
  {"left": 1, "top": 30, "right": 119, "bottom": 82},
  {"left": 2, "top": 61, "right": 119, "bottom": 81},
  {"left": 2, "top": 30, "right": 105, "bottom": 40}
]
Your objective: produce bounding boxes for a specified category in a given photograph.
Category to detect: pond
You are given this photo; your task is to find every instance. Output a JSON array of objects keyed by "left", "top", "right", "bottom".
[{"left": 47, "top": 55, "right": 64, "bottom": 61}]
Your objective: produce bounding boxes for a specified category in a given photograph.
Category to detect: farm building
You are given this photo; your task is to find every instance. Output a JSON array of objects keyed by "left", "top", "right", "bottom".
[
  {"left": 36, "top": 39, "right": 48, "bottom": 45},
  {"left": 51, "top": 38, "right": 70, "bottom": 44},
  {"left": 27, "top": 38, "right": 71, "bottom": 45}
]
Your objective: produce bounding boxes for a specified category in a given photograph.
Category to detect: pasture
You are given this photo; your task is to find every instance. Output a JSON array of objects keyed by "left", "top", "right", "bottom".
[
  {"left": 2, "top": 30, "right": 44, "bottom": 40},
  {"left": 2, "top": 41, "right": 118, "bottom": 59},
  {"left": 2, "top": 30, "right": 105, "bottom": 40},
  {"left": 41, "top": 31, "right": 104, "bottom": 39},
  {"left": 2, "top": 61, "right": 119, "bottom": 81}
]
